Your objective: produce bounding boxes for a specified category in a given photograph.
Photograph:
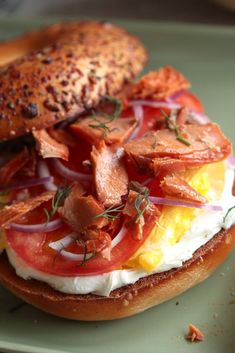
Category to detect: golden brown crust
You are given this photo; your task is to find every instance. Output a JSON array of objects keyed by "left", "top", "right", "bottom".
[
  {"left": 0, "top": 226, "right": 234, "bottom": 321},
  {"left": 0, "top": 23, "right": 68, "bottom": 66},
  {"left": 0, "top": 21, "right": 147, "bottom": 141}
]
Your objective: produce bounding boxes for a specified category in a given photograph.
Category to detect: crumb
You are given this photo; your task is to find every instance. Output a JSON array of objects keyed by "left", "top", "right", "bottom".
[
  {"left": 213, "top": 313, "right": 218, "bottom": 319},
  {"left": 175, "top": 301, "right": 179, "bottom": 306},
  {"left": 220, "top": 272, "right": 225, "bottom": 276},
  {"left": 230, "top": 291, "right": 235, "bottom": 297},
  {"left": 185, "top": 324, "right": 204, "bottom": 342}
]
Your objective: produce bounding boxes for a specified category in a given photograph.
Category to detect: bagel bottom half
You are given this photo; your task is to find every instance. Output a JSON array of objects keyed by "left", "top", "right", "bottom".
[{"left": 0, "top": 227, "right": 234, "bottom": 321}]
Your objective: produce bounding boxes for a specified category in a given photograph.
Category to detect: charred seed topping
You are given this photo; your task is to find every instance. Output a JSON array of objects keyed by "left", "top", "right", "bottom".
[
  {"left": 7, "top": 102, "right": 15, "bottom": 110},
  {"left": 42, "top": 58, "right": 53, "bottom": 64},
  {"left": 21, "top": 103, "right": 38, "bottom": 119},
  {"left": 43, "top": 99, "right": 60, "bottom": 112}
]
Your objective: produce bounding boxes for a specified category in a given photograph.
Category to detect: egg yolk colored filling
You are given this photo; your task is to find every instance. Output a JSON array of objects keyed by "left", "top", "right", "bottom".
[{"left": 124, "top": 161, "right": 226, "bottom": 272}]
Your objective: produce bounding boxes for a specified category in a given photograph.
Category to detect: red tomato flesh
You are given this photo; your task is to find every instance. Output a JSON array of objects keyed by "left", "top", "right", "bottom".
[{"left": 175, "top": 91, "right": 203, "bottom": 113}]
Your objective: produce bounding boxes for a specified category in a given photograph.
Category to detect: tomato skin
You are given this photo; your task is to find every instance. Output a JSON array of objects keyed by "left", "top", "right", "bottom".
[
  {"left": 6, "top": 212, "right": 157, "bottom": 276},
  {"left": 175, "top": 91, "right": 203, "bottom": 113}
]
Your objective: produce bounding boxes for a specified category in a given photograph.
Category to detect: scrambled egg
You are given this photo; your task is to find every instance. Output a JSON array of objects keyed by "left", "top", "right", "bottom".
[{"left": 125, "top": 161, "right": 225, "bottom": 272}]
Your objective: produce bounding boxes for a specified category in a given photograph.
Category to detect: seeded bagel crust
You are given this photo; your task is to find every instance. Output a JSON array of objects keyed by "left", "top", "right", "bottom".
[
  {"left": 0, "top": 21, "right": 147, "bottom": 141},
  {"left": 0, "top": 227, "right": 234, "bottom": 321}
]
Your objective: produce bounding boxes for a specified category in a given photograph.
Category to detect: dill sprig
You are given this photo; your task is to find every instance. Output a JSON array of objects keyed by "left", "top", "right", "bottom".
[
  {"left": 161, "top": 110, "right": 191, "bottom": 146},
  {"left": 77, "top": 239, "right": 97, "bottom": 267},
  {"left": 89, "top": 114, "right": 117, "bottom": 136},
  {"left": 94, "top": 204, "right": 125, "bottom": 221},
  {"left": 89, "top": 96, "right": 122, "bottom": 136},
  {"left": 223, "top": 205, "right": 235, "bottom": 223},
  {"left": 130, "top": 181, "right": 150, "bottom": 223},
  {"left": 103, "top": 95, "right": 122, "bottom": 119},
  {"left": 44, "top": 185, "right": 71, "bottom": 222}
]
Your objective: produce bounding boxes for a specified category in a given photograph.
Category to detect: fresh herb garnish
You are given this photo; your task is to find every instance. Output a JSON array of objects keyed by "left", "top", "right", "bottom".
[
  {"left": 94, "top": 204, "right": 125, "bottom": 221},
  {"left": 223, "top": 205, "right": 235, "bottom": 223},
  {"left": 129, "top": 181, "right": 150, "bottom": 223},
  {"left": 175, "top": 133, "right": 191, "bottom": 146},
  {"left": 44, "top": 185, "right": 71, "bottom": 222},
  {"left": 89, "top": 96, "right": 122, "bottom": 136},
  {"left": 77, "top": 239, "right": 97, "bottom": 267},
  {"left": 103, "top": 95, "right": 122, "bottom": 119},
  {"left": 161, "top": 110, "right": 191, "bottom": 146},
  {"left": 89, "top": 113, "right": 117, "bottom": 136}
]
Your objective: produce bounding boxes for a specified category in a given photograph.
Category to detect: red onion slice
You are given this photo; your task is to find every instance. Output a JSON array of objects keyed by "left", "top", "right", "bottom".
[
  {"left": 130, "top": 100, "right": 181, "bottom": 110},
  {"left": 49, "top": 233, "right": 94, "bottom": 261},
  {"left": 38, "top": 161, "right": 57, "bottom": 191},
  {"left": 111, "top": 226, "right": 126, "bottom": 248},
  {"left": 10, "top": 219, "right": 63, "bottom": 233},
  {"left": 127, "top": 105, "right": 144, "bottom": 141},
  {"left": 52, "top": 158, "right": 92, "bottom": 182},
  {"left": 167, "top": 90, "right": 186, "bottom": 101},
  {"left": 188, "top": 110, "right": 210, "bottom": 124},
  {"left": 149, "top": 196, "right": 222, "bottom": 211},
  {"left": 133, "top": 104, "right": 144, "bottom": 120},
  {"left": 49, "top": 233, "right": 77, "bottom": 251},
  {"left": 60, "top": 249, "right": 94, "bottom": 261},
  {"left": 0, "top": 176, "right": 54, "bottom": 193},
  {"left": 227, "top": 155, "right": 235, "bottom": 169},
  {"left": 130, "top": 99, "right": 210, "bottom": 125},
  {"left": 48, "top": 226, "right": 127, "bottom": 262}
]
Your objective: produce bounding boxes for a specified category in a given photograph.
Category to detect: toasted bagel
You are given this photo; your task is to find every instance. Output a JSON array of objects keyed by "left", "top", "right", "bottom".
[
  {"left": 0, "top": 21, "right": 147, "bottom": 141},
  {"left": 0, "top": 227, "right": 234, "bottom": 321}
]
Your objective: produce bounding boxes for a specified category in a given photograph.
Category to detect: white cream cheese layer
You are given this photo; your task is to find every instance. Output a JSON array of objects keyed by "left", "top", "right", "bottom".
[{"left": 7, "top": 166, "right": 235, "bottom": 297}]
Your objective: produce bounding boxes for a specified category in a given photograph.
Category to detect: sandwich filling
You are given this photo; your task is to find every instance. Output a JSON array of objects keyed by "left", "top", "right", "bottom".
[
  {"left": 6, "top": 162, "right": 235, "bottom": 296},
  {"left": 0, "top": 66, "right": 234, "bottom": 297}
]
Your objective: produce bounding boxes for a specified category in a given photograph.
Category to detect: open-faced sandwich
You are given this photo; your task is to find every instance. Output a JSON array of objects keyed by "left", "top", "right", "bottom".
[{"left": 0, "top": 21, "right": 234, "bottom": 321}]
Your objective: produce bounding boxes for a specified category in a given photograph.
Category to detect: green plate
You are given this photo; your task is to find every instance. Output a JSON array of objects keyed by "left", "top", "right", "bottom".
[{"left": 0, "top": 18, "right": 235, "bottom": 353}]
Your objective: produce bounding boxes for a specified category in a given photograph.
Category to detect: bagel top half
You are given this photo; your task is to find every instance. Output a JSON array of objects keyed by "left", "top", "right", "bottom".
[{"left": 0, "top": 21, "right": 147, "bottom": 141}]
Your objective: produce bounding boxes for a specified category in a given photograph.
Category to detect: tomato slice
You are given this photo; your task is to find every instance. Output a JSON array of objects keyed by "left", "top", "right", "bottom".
[
  {"left": 175, "top": 91, "right": 204, "bottom": 113},
  {"left": 6, "top": 212, "right": 156, "bottom": 276}
]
